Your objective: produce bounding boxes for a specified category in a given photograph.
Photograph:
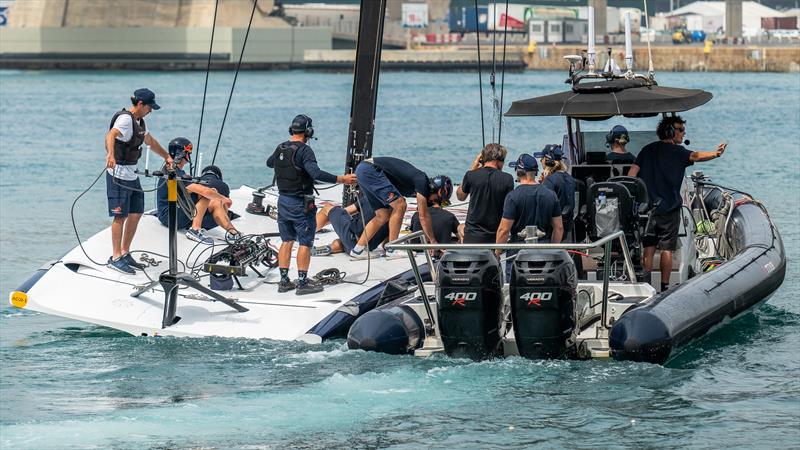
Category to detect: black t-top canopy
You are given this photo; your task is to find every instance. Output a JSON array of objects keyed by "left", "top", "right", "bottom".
[{"left": 505, "top": 78, "right": 713, "bottom": 120}]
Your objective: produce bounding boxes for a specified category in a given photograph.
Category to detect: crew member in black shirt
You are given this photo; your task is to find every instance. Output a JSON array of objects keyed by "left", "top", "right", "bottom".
[
  {"left": 267, "top": 114, "right": 357, "bottom": 295},
  {"left": 352, "top": 157, "right": 452, "bottom": 259},
  {"left": 456, "top": 143, "right": 514, "bottom": 243},
  {"left": 411, "top": 200, "right": 460, "bottom": 245},
  {"left": 628, "top": 115, "right": 726, "bottom": 292}
]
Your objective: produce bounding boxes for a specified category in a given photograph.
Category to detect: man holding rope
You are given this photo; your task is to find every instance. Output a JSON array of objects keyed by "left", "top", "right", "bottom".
[{"left": 104, "top": 88, "right": 172, "bottom": 274}]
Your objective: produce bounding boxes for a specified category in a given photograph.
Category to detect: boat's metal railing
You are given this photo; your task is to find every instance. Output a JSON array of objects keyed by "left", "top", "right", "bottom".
[{"left": 385, "top": 230, "right": 636, "bottom": 334}]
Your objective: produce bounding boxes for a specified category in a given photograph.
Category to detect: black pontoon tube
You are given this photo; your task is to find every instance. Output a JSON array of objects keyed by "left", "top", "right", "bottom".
[{"left": 609, "top": 189, "right": 785, "bottom": 364}]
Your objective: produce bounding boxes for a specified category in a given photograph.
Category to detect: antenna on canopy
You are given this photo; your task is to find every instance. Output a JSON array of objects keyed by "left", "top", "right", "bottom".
[
  {"left": 643, "top": 0, "right": 655, "bottom": 78},
  {"left": 587, "top": 6, "right": 597, "bottom": 75},
  {"left": 624, "top": 12, "right": 634, "bottom": 75}
]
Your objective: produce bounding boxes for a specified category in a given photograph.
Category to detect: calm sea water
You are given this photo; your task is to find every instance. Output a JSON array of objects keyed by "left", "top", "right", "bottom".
[{"left": 1, "top": 69, "right": 798, "bottom": 449}]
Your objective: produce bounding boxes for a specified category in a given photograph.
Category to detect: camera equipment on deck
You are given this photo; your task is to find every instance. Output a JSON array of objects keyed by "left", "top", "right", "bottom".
[{"left": 203, "top": 234, "right": 279, "bottom": 285}]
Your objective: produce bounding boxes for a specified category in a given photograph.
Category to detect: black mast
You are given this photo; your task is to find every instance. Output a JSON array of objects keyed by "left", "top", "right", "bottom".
[{"left": 342, "top": 0, "right": 387, "bottom": 206}]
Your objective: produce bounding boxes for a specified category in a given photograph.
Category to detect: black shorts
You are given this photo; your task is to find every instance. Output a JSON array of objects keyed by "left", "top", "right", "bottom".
[{"left": 644, "top": 208, "right": 681, "bottom": 251}]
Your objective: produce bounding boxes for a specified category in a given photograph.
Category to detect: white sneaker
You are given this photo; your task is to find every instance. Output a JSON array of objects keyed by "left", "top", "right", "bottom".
[
  {"left": 349, "top": 248, "right": 382, "bottom": 260},
  {"left": 186, "top": 228, "right": 213, "bottom": 245},
  {"left": 383, "top": 249, "right": 407, "bottom": 260}
]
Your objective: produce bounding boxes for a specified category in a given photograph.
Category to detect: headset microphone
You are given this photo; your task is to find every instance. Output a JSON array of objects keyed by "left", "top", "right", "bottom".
[{"left": 684, "top": 139, "right": 690, "bottom": 145}]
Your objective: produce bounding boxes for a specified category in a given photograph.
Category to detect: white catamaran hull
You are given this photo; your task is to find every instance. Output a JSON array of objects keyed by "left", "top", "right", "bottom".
[{"left": 11, "top": 185, "right": 459, "bottom": 341}]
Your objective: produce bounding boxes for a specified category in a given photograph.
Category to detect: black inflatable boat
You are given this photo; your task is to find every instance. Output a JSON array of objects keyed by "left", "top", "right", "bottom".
[{"left": 346, "top": 54, "right": 786, "bottom": 365}]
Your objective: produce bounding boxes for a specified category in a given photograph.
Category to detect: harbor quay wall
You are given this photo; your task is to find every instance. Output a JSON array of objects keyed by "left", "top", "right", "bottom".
[
  {"left": 525, "top": 45, "right": 800, "bottom": 73},
  {"left": 305, "top": 46, "right": 800, "bottom": 72}
]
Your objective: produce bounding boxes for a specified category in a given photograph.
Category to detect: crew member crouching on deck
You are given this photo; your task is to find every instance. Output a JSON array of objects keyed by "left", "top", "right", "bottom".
[
  {"left": 104, "top": 88, "right": 173, "bottom": 274},
  {"left": 351, "top": 157, "right": 453, "bottom": 260},
  {"left": 267, "top": 115, "right": 357, "bottom": 295},
  {"left": 155, "top": 138, "right": 239, "bottom": 244}
]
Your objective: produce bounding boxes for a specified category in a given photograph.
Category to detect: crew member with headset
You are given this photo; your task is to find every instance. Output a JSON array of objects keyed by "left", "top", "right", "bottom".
[
  {"left": 628, "top": 115, "right": 726, "bottom": 292},
  {"left": 104, "top": 88, "right": 173, "bottom": 274},
  {"left": 155, "top": 137, "right": 239, "bottom": 245},
  {"left": 351, "top": 156, "right": 453, "bottom": 260},
  {"left": 605, "top": 125, "right": 636, "bottom": 164},
  {"left": 537, "top": 144, "right": 576, "bottom": 242},
  {"left": 267, "top": 114, "right": 357, "bottom": 295}
]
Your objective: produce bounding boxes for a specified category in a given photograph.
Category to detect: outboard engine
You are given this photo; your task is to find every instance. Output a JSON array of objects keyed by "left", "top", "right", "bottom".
[
  {"left": 437, "top": 250, "right": 503, "bottom": 359},
  {"left": 510, "top": 250, "right": 577, "bottom": 359}
]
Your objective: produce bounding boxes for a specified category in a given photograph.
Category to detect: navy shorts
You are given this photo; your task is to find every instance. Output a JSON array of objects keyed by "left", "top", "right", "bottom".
[
  {"left": 644, "top": 208, "right": 681, "bottom": 251},
  {"left": 355, "top": 162, "right": 401, "bottom": 212},
  {"left": 327, "top": 206, "right": 357, "bottom": 253},
  {"left": 170, "top": 209, "right": 218, "bottom": 230},
  {"left": 278, "top": 195, "right": 317, "bottom": 247},
  {"left": 106, "top": 172, "right": 144, "bottom": 217}
]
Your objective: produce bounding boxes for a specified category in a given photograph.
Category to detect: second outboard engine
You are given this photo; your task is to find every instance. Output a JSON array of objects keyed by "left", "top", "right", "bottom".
[
  {"left": 437, "top": 250, "right": 503, "bottom": 359},
  {"left": 510, "top": 250, "right": 577, "bottom": 359}
]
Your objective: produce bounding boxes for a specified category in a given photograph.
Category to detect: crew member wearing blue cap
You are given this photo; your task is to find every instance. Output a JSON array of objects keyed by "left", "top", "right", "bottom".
[
  {"left": 351, "top": 157, "right": 453, "bottom": 260},
  {"left": 536, "top": 144, "right": 576, "bottom": 242},
  {"left": 605, "top": 125, "right": 635, "bottom": 164},
  {"left": 267, "top": 114, "right": 357, "bottom": 295},
  {"left": 104, "top": 88, "right": 173, "bottom": 274},
  {"left": 496, "top": 154, "right": 563, "bottom": 256}
]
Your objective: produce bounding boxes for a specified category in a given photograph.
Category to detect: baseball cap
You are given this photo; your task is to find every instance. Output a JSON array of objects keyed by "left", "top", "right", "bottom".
[
  {"left": 133, "top": 88, "right": 161, "bottom": 110},
  {"left": 533, "top": 144, "right": 563, "bottom": 160},
  {"left": 508, "top": 153, "right": 538, "bottom": 172},
  {"left": 606, "top": 125, "right": 628, "bottom": 144}
]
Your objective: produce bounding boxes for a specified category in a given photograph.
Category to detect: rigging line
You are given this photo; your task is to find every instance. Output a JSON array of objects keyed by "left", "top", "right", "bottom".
[
  {"left": 211, "top": 0, "right": 259, "bottom": 166},
  {"left": 195, "top": 0, "right": 220, "bottom": 177},
  {"left": 498, "top": 0, "right": 510, "bottom": 144},
  {"left": 490, "top": 2, "right": 497, "bottom": 143},
  {"left": 474, "top": 0, "right": 485, "bottom": 148}
]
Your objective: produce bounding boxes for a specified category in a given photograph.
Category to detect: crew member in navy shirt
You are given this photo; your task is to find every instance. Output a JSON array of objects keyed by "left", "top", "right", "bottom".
[
  {"left": 267, "top": 114, "right": 357, "bottom": 295},
  {"left": 496, "top": 154, "right": 563, "bottom": 260},
  {"left": 628, "top": 115, "right": 726, "bottom": 292},
  {"left": 352, "top": 156, "right": 452, "bottom": 259},
  {"left": 536, "top": 144, "right": 576, "bottom": 242}
]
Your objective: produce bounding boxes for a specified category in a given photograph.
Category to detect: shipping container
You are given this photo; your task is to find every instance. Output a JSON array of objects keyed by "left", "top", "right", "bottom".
[
  {"left": 761, "top": 16, "right": 798, "bottom": 30},
  {"left": 487, "top": 3, "right": 528, "bottom": 31},
  {"left": 529, "top": 18, "right": 587, "bottom": 44},
  {"left": 449, "top": 6, "right": 488, "bottom": 33}
]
